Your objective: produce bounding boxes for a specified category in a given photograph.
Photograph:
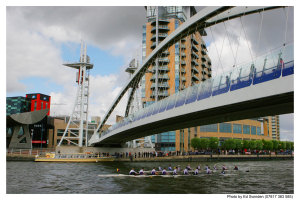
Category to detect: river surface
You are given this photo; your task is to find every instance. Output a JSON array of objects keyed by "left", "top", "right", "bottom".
[{"left": 6, "top": 160, "right": 293, "bottom": 194}]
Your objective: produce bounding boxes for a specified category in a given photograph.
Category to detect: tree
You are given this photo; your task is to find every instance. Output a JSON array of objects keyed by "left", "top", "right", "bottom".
[
  {"left": 199, "top": 138, "right": 209, "bottom": 150},
  {"left": 286, "top": 141, "right": 291, "bottom": 150},
  {"left": 224, "top": 139, "right": 236, "bottom": 150},
  {"left": 191, "top": 137, "right": 201, "bottom": 150},
  {"left": 291, "top": 142, "right": 294, "bottom": 150},
  {"left": 234, "top": 139, "right": 243, "bottom": 151},
  {"left": 264, "top": 140, "right": 273, "bottom": 151},
  {"left": 209, "top": 137, "right": 219, "bottom": 151},
  {"left": 279, "top": 141, "right": 286, "bottom": 150},
  {"left": 243, "top": 140, "right": 250, "bottom": 150},
  {"left": 256, "top": 140, "right": 263, "bottom": 150},
  {"left": 272, "top": 140, "right": 279, "bottom": 150},
  {"left": 249, "top": 140, "right": 257, "bottom": 150}
]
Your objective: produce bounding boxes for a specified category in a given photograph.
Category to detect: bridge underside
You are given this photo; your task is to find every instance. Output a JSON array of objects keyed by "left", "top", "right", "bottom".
[{"left": 94, "top": 92, "right": 293, "bottom": 147}]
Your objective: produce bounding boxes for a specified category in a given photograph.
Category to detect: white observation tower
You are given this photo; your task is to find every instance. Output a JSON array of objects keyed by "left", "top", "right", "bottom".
[{"left": 58, "top": 41, "right": 93, "bottom": 147}]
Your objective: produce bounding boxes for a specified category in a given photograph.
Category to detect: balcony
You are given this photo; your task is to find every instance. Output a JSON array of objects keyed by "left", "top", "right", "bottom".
[
  {"left": 150, "top": 91, "right": 169, "bottom": 98},
  {"left": 152, "top": 66, "right": 169, "bottom": 72},
  {"left": 151, "top": 25, "right": 170, "bottom": 33},
  {"left": 181, "top": 68, "right": 186, "bottom": 73},
  {"left": 151, "top": 42, "right": 157, "bottom": 49},
  {"left": 191, "top": 66, "right": 199, "bottom": 74},
  {"left": 208, "top": 73, "right": 212, "bottom": 77},
  {"left": 151, "top": 74, "right": 170, "bottom": 81},
  {"left": 191, "top": 59, "right": 199, "bottom": 66},
  {"left": 201, "top": 63, "right": 207, "bottom": 68},
  {"left": 191, "top": 35, "right": 199, "bottom": 45},
  {"left": 181, "top": 53, "right": 186, "bottom": 57},
  {"left": 181, "top": 60, "right": 186, "bottom": 65},
  {"left": 151, "top": 33, "right": 168, "bottom": 41},
  {"left": 201, "top": 76, "right": 207, "bottom": 81},
  {"left": 150, "top": 83, "right": 170, "bottom": 89},
  {"left": 202, "top": 70, "right": 207, "bottom": 75},
  {"left": 208, "top": 59, "right": 211, "bottom": 66},
  {"left": 201, "top": 49, "right": 207, "bottom": 55},
  {"left": 158, "top": 58, "right": 170, "bottom": 63},
  {"left": 181, "top": 76, "right": 186, "bottom": 82},
  {"left": 181, "top": 44, "right": 186, "bottom": 49},
  {"left": 201, "top": 43, "right": 207, "bottom": 49},
  {"left": 191, "top": 51, "right": 199, "bottom": 59},
  {"left": 181, "top": 38, "right": 186, "bottom": 42},
  {"left": 201, "top": 56, "right": 207, "bottom": 62},
  {"left": 208, "top": 67, "right": 212, "bottom": 71},
  {"left": 192, "top": 74, "right": 200, "bottom": 81},
  {"left": 192, "top": 43, "right": 199, "bottom": 52},
  {"left": 151, "top": 19, "right": 170, "bottom": 25},
  {"left": 161, "top": 50, "right": 170, "bottom": 56}
]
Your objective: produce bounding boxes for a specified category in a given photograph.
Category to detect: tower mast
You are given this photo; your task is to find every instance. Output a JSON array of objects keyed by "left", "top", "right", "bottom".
[{"left": 58, "top": 41, "right": 93, "bottom": 147}]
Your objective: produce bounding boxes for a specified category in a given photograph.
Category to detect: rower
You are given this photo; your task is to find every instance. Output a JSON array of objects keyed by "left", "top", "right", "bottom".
[
  {"left": 151, "top": 167, "right": 156, "bottom": 175},
  {"left": 158, "top": 166, "right": 162, "bottom": 171},
  {"left": 129, "top": 168, "right": 137, "bottom": 175},
  {"left": 221, "top": 169, "right": 225, "bottom": 174},
  {"left": 173, "top": 167, "right": 178, "bottom": 175},
  {"left": 186, "top": 164, "right": 191, "bottom": 170},
  {"left": 183, "top": 168, "right": 189, "bottom": 175},
  {"left": 205, "top": 165, "right": 209, "bottom": 170},
  {"left": 206, "top": 167, "right": 212, "bottom": 174},
  {"left": 178, "top": 165, "right": 181, "bottom": 172},
  {"left": 213, "top": 164, "right": 217, "bottom": 170},
  {"left": 197, "top": 165, "right": 201, "bottom": 170},
  {"left": 233, "top": 166, "right": 238, "bottom": 170},
  {"left": 162, "top": 168, "right": 167, "bottom": 175},
  {"left": 139, "top": 168, "right": 145, "bottom": 175},
  {"left": 194, "top": 168, "right": 199, "bottom": 175},
  {"left": 168, "top": 165, "right": 172, "bottom": 171},
  {"left": 222, "top": 165, "right": 227, "bottom": 170}
]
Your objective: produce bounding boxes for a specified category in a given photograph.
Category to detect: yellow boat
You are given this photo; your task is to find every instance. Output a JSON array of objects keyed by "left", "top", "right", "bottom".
[{"left": 34, "top": 153, "right": 115, "bottom": 162}]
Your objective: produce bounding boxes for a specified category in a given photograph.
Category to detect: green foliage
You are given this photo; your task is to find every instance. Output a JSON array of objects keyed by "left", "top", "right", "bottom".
[
  {"left": 243, "top": 140, "right": 250, "bottom": 149},
  {"left": 279, "top": 141, "right": 286, "bottom": 149},
  {"left": 291, "top": 142, "right": 294, "bottom": 150},
  {"left": 209, "top": 137, "right": 219, "bottom": 150},
  {"left": 286, "top": 141, "right": 291, "bottom": 150},
  {"left": 224, "top": 139, "right": 236, "bottom": 150},
  {"left": 199, "top": 138, "right": 209, "bottom": 150},
  {"left": 256, "top": 140, "right": 263, "bottom": 150},
  {"left": 234, "top": 139, "right": 243, "bottom": 150},
  {"left": 191, "top": 137, "right": 201, "bottom": 150},
  {"left": 249, "top": 140, "right": 257, "bottom": 150},
  {"left": 272, "top": 140, "right": 279, "bottom": 150},
  {"left": 264, "top": 140, "right": 273, "bottom": 150}
]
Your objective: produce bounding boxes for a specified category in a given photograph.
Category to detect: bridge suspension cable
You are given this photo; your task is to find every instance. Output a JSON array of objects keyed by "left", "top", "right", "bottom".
[{"left": 89, "top": 6, "right": 286, "bottom": 145}]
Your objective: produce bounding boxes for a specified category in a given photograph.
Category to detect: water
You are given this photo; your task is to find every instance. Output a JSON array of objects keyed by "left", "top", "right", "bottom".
[{"left": 6, "top": 160, "right": 293, "bottom": 194}]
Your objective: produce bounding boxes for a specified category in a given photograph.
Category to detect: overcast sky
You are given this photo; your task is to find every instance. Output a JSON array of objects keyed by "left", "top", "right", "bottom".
[{"left": 6, "top": 6, "right": 294, "bottom": 141}]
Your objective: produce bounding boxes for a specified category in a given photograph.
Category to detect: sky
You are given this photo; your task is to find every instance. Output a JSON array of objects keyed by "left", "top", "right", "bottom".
[{"left": 6, "top": 6, "right": 294, "bottom": 141}]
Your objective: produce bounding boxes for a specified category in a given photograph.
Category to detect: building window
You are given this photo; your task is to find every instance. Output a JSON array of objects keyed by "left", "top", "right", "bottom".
[
  {"left": 257, "top": 127, "right": 261, "bottom": 135},
  {"left": 57, "top": 129, "right": 65, "bottom": 137},
  {"left": 233, "top": 124, "right": 242, "bottom": 134},
  {"left": 243, "top": 125, "right": 250, "bottom": 134},
  {"left": 200, "top": 124, "right": 218, "bottom": 132},
  {"left": 251, "top": 126, "right": 257, "bottom": 135},
  {"left": 219, "top": 123, "right": 232, "bottom": 133}
]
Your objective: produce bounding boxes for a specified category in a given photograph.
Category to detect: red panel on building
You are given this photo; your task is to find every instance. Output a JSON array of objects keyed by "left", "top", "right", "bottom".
[{"left": 26, "top": 93, "right": 51, "bottom": 116}]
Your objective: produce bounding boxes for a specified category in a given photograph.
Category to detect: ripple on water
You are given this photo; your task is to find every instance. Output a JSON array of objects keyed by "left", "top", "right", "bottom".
[{"left": 6, "top": 160, "right": 294, "bottom": 194}]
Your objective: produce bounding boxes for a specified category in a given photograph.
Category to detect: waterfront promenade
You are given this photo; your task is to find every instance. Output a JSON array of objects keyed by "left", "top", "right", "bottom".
[{"left": 6, "top": 151, "right": 293, "bottom": 162}]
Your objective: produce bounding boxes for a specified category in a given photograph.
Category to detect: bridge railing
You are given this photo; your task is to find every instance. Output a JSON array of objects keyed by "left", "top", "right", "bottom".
[{"left": 100, "top": 43, "right": 294, "bottom": 138}]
